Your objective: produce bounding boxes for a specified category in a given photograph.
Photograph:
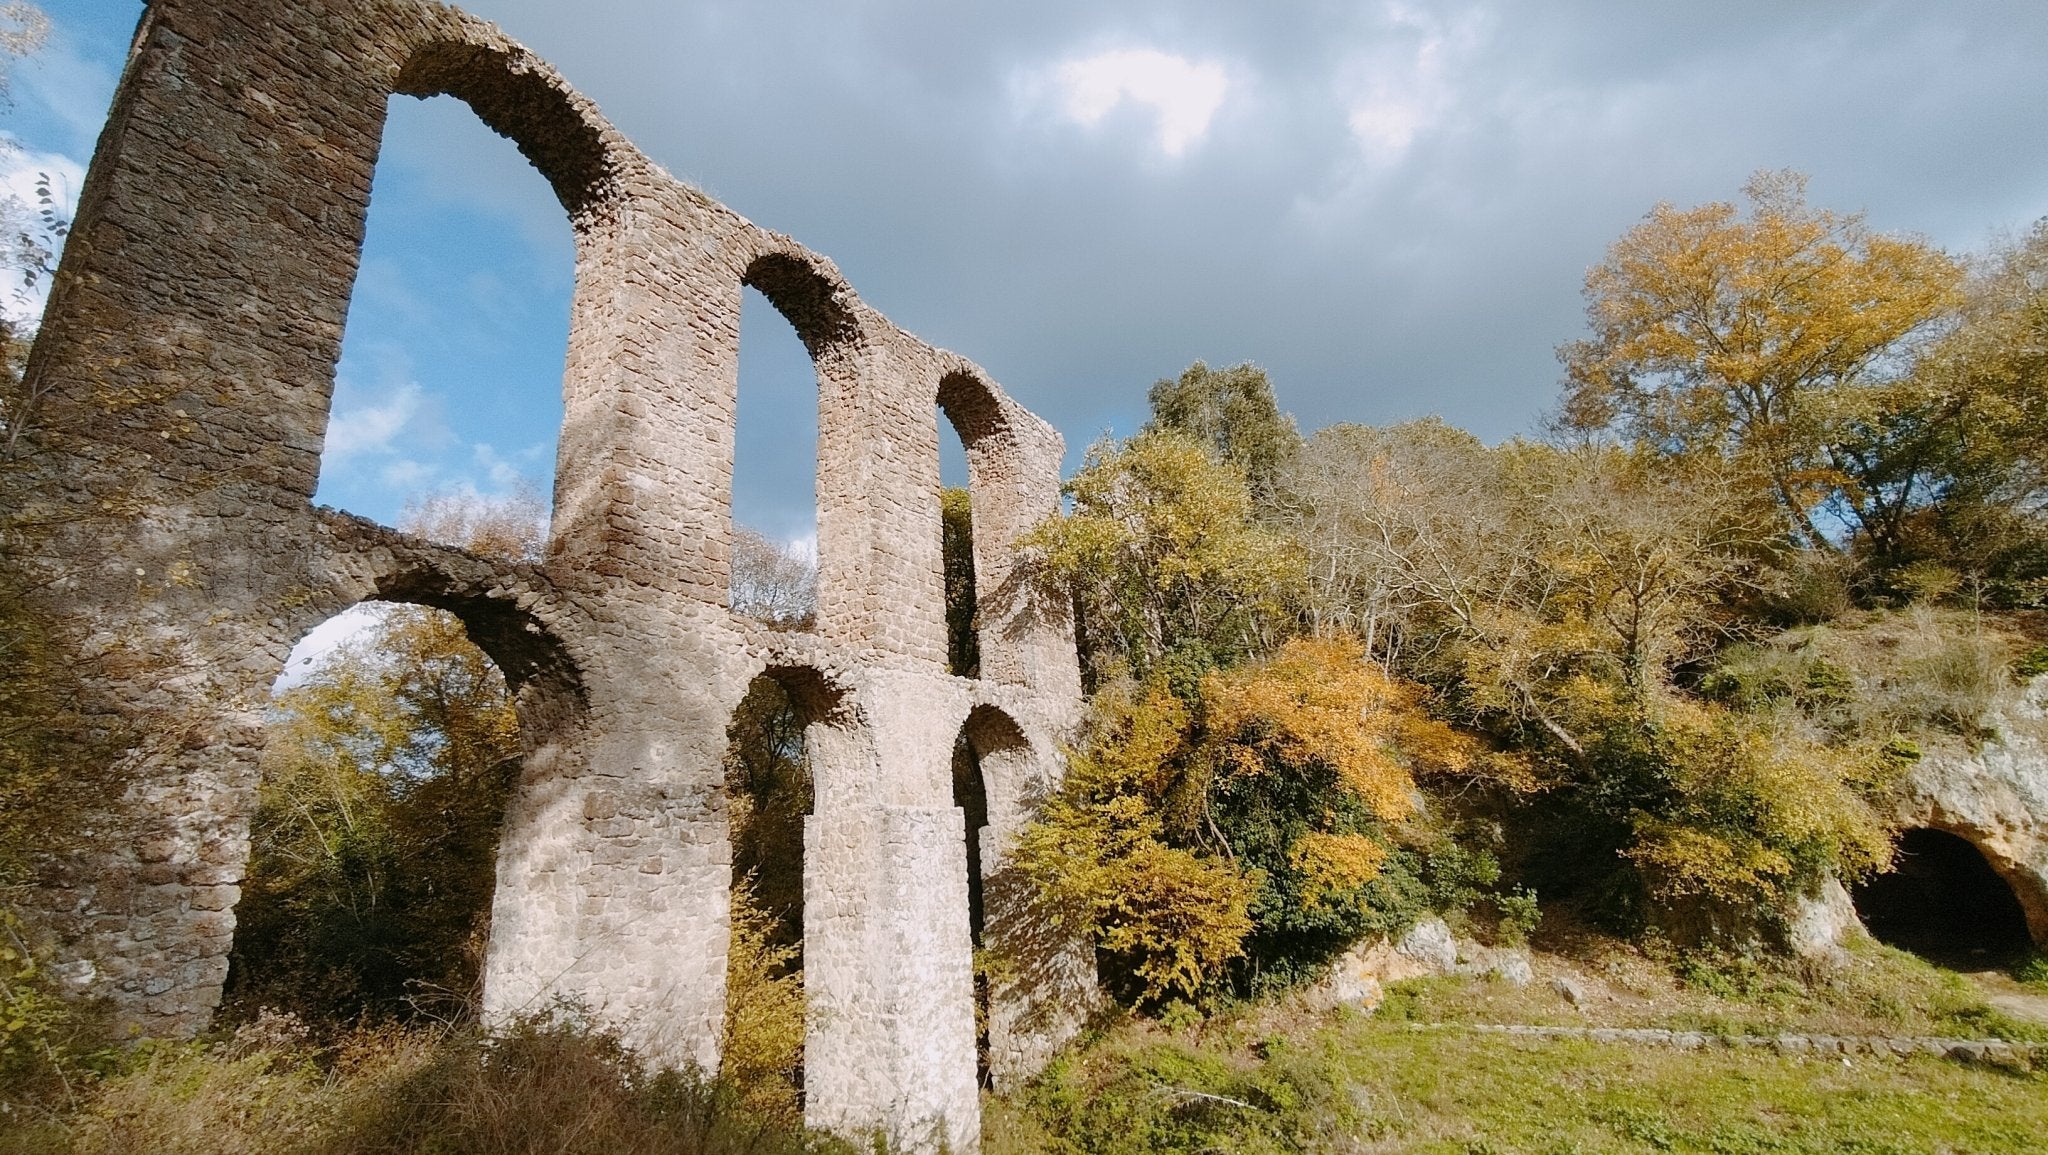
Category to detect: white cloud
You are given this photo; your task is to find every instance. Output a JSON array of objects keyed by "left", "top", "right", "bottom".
[
  {"left": 378, "top": 458, "right": 436, "bottom": 491},
  {"left": 472, "top": 442, "right": 525, "bottom": 489},
  {"left": 0, "top": 141, "right": 85, "bottom": 327},
  {"left": 1339, "top": 3, "right": 1488, "bottom": 166},
  {"left": 324, "top": 381, "right": 424, "bottom": 460},
  {"left": 274, "top": 603, "right": 393, "bottom": 692},
  {"left": 1033, "top": 48, "right": 1231, "bottom": 157}
]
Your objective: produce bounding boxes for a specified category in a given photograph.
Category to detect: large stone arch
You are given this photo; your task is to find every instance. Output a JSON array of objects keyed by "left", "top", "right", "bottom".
[
  {"left": 936, "top": 365, "right": 1082, "bottom": 700},
  {"left": 392, "top": 32, "right": 629, "bottom": 226},
  {"left": 12, "top": 1, "right": 1085, "bottom": 1148},
  {"left": 735, "top": 249, "right": 878, "bottom": 644}
]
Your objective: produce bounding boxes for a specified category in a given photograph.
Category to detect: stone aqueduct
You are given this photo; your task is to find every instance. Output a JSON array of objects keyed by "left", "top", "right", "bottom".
[{"left": 14, "top": 0, "right": 1092, "bottom": 1145}]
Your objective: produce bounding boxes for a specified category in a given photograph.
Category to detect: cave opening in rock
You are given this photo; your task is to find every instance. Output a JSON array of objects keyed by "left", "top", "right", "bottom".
[{"left": 1851, "top": 828, "right": 2034, "bottom": 968}]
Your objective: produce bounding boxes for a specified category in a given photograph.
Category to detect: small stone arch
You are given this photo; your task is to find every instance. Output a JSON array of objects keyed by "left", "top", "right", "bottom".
[
  {"left": 233, "top": 560, "right": 581, "bottom": 1020},
  {"left": 372, "top": 579, "right": 582, "bottom": 713},
  {"left": 956, "top": 704, "right": 1033, "bottom": 834},
  {"left": 742, "top": 251, "right": 866, "bottom": 371},
  {"left": 933, "top": 366, "right": 1075, "bottom": 692},
  {"left": 315, "top": 512, "right": 588, "bottom": 726}
]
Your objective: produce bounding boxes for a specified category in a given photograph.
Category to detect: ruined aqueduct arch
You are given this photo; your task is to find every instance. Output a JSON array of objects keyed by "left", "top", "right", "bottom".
[{"left": 12, "top": 0, "right": 1092, "bottom": 1146}]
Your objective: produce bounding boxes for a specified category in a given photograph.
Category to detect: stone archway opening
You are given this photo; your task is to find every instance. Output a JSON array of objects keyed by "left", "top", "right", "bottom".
[
  {"left": 733, "top": 253, "right": 859, "bottom": 633},
  {"left": 731, "top": 282, "right": 822, "bottom": 615},
  {"left": 953, "top": 705, "right": 1030, "bottom": 1087},
  {"left": 226, "top": 599, "right": 522, "bottom": 1026},
  {"left": 720, "top": 666, "right": 833, "bottom": 1119},
  {"left": 938, "top": 372, "right": 1010, "bottom": 679},
  {"left": 1851, "top": 828, "right": 2036, "bottom": 969},
  {"left": 312, "top": 90, "right": 571, "bottom": 527}
]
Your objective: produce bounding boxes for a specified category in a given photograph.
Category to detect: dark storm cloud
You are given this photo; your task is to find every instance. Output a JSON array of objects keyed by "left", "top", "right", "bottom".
[
  {"left": 44, "top": 1, "right": 2048, "bottom": 467},
  {"left": 416, "top": 0, "right": 2048, "bottom": 454}
]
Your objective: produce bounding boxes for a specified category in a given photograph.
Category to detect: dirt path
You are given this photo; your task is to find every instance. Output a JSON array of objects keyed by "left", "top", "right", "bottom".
[{"left": 1962, "top": 970, "right": 2048, "bottom": 1027}]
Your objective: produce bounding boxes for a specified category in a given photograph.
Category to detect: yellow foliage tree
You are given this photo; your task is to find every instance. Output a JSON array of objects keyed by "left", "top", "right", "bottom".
[
  {"left": 1024, "top": 431, "right": 1301, "bottom": 687},
  {"left": 1607, "top": 702, "right": 1898, "bottom": 918},
  {"left": 1015, "top": 637, "right": 1500, "bottom": 1005},
  {"left": 1558, "top": 170, "right": 1962, "bottom": 551}
]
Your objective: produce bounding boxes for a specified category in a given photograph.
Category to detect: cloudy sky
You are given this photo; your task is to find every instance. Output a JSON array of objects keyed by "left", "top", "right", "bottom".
[{"left": 11, "top": 1, "right": 2048, "bottom": 542}]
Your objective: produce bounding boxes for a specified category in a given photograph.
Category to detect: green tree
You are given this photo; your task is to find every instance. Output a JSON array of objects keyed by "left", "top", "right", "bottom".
[
  {"left": 941, "top": 487, "right": 978, "bottom": 677},
  {"left": 1558, "top": 170, "right": 1962, "bottom": 552},
  {"left": 1024, "top": 431, "right": 1301, "bottom": 689},
  {"left": 1146, "top": 361, "right": 1302, "bottom": 504}
]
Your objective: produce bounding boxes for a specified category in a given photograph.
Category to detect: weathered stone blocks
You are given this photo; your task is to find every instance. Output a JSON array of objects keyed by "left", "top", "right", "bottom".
[{"left": 11, "top": 0, "right": 1092, "bottom": 1148}]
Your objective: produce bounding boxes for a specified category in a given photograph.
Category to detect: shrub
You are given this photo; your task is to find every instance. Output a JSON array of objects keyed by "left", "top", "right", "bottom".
[
  {"left": 0, "top": 1013, "right": 855, "bottom": 1155},
  {"left": 1011, "top": 1034, "right": 1357, "bottom": 1155},
  {"left": 720, "top": 882, "right": 805, "bottom": 1126},
  {"left": 1524, "top": 699, "right": 1904, "bottom": 944},
  {"left": 315, "top": 1012, "right": 850, "bottom": 1155},
  {"left": 1014, "top": 637, "right": 1508, "bottom": 1006},
  {"left": 1708, "top": 609, "right": 2021, "bottom": 743}
]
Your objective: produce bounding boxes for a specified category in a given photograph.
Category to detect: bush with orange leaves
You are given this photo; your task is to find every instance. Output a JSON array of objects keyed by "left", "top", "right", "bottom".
[{"left": 1014, "top": 636, "right": 1523, "bottom": 1007}]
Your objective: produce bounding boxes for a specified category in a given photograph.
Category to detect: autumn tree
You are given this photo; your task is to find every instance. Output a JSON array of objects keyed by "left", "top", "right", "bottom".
[
  {"left": 1146, "top": 360, "right": 1301, "bottom": 504},
  {"left": 720, "top": 674, "right": 811, "bottom": 1122},
  {"left": 1014, "top": 636, "right": 1503, "bottom": 1004},
  {"left": 1024, "top": 431, "right": 1301, "bottom": 689},
  {"left": 1280, "top": 422, "right": 1763, "bottom": 753},
  {"left": 1831, "top": 218, "right": 2048, "bottom": 595},
  {"left": 1558, "top": 170, "right": 1962, "bottom": 552}
]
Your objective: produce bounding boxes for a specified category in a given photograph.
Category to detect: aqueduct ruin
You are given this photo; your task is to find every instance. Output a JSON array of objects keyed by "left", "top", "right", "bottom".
[{"left": 10, "top": 0, "right": 1092, "bottom": 1146}]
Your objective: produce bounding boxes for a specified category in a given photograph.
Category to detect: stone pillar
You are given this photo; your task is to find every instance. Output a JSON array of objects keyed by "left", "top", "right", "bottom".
[
  {"left": 802, "top": 670, "right": 980, "bottom": 1149},
  {"left": 548, "top": 192, "right": 735, "bottom": 605},
  {"left": 804, "top": 803, "right": 980, "bottom": 1150},
  {"left": 481, "top": 668, "right": 736, "bottom": 1070},
  {"left": 9, "top": 0, "right": 401, "bottom": 1036},
  {"left": 957, "top": 706, "right": 1097, "bottom": 1089}
]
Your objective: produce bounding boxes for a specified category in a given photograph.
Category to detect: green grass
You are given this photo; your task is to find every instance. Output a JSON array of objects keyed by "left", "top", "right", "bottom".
[
  {"left": 989, "top": 938, "right": 2048, "bottom": 1154},
  {"left": 991, "top": 1011, "right": 2044, "bottom": 1155},
  {"left": 1357, "top": 932, "right": 2048, "bottom": 1045},
  {"left": 1338, "top": 1025, "right": 2042, "bottom": 1154},
  {"left": 10, "top": 943, "right": 2045, "bottom": 1153}
]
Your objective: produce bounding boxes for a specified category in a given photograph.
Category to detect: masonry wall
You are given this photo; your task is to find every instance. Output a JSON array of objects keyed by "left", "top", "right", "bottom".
[{"left": 8, "top": 1, "right": 1089, "bottom": 1148}]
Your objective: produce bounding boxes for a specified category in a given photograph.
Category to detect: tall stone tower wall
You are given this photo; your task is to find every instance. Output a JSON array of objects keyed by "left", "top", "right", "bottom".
[{"left": 9, "top": 1, "right": 1092, "bottom": 1147}]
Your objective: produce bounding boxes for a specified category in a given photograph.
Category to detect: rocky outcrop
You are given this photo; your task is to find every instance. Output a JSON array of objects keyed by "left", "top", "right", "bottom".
[
  {"left": 1892, "top": 677, "right": 2048, "bottom": 945},
  {"left": 1314, "top": 918, "right": 1534, "bottom": 1012}
]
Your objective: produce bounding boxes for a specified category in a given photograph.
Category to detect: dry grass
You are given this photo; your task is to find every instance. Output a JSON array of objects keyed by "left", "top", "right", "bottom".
[
  {"left": 0, "top": 1011, "right": 856, "bottom": 1155},
  {"left": 1708, "top": 606, "right": 2026, "bottom": 743}
]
